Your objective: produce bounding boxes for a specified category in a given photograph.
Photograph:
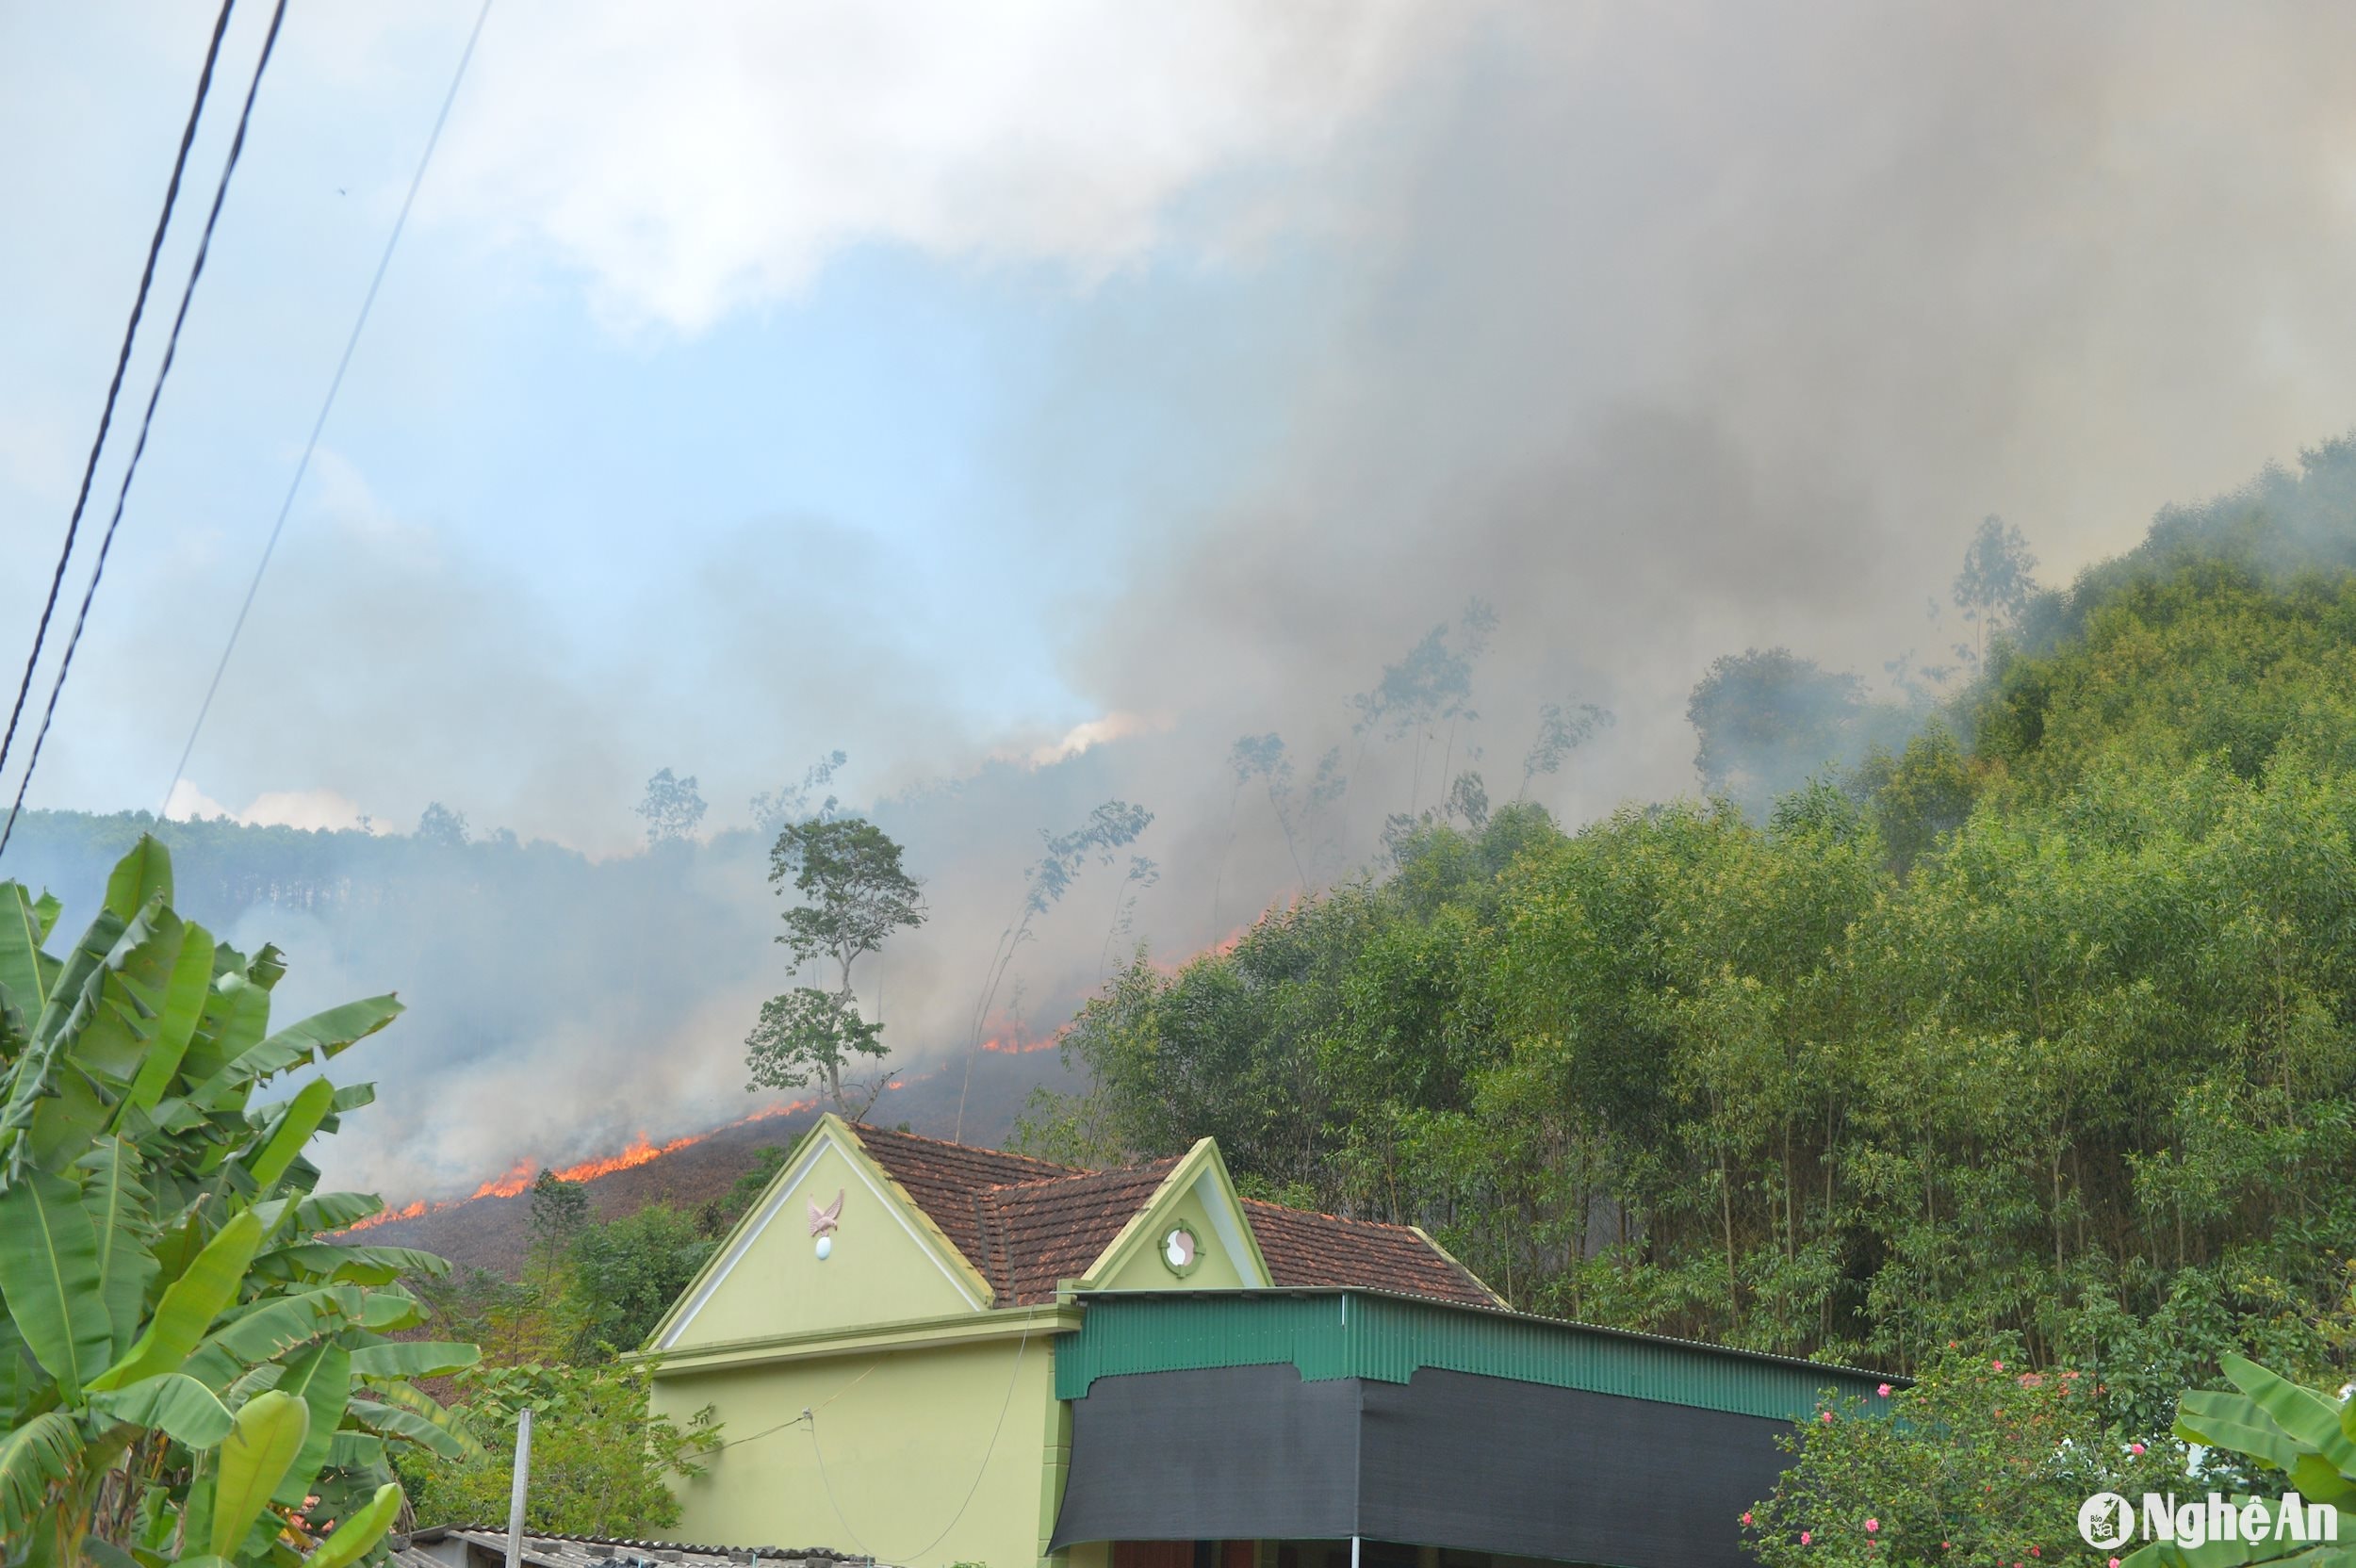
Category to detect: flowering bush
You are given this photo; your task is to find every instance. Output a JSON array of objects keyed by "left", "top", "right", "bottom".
[{"left": 1744, "top": 1345, "right": 2183, "bottom": 1568}]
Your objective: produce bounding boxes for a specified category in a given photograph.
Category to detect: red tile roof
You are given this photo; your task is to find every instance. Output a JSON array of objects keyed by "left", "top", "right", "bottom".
[
  {"left": 844, "top": 1123, "right": 1500, "bottom": 1311},
  {"left": 975, "top": 1159, "right": 1185, "bottom": 1304},
  {"left": 1243, "top": 1199, "right": 1499, "bottom": 1308},
  {"left": 842, "top": 1123, "right": 1074, "bottom": 1275}
]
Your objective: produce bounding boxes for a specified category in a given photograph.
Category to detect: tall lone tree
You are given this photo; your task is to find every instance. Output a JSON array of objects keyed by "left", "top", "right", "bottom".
[{"left": 745, "top": 816, "right": 924, "bottom": 1113}]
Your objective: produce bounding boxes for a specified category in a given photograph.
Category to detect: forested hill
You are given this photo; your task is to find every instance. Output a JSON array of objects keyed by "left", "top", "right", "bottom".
[{"left": 1019, "top": 435, "right": 2356, "bottom": 1422}]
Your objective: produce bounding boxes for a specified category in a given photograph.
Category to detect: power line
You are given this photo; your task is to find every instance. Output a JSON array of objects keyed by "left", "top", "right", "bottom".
[
  {"left": 0, "top": 0, "right": 291, "bottom": 861},
  {"left": 0, "top": 0, "right": 239, "bottom": 789},
  {"left": 160, "top": 0, "right": 498, "bottom": 822}
]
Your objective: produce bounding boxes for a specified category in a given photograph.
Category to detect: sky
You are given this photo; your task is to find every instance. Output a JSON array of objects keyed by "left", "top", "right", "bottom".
[{"left": 8, "top": 2, "right": 2356, "bottom": 1187}]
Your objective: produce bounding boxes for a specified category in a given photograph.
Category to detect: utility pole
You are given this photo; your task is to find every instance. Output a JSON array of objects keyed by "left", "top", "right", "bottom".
[{"left": 504, "top": 1407, "right": 534, "bottom": 1568}]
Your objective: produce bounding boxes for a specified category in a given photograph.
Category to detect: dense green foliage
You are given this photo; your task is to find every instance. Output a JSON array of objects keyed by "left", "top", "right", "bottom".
[
  {"left": 1746, "top": 1347, "right": 2183, "bottom": 1568},
  {"left": 1023, "top": 439, "right": 2356, "bottom": 1403},
  {"left": 392, "top": 1363, "right": 716, "bottom": 1538},
  {"left": 0, "top": 837, "right": 479, "bottom": 1566},
  {"left": 397, "top": 1176, "right": 735, "bottom": 1536}
]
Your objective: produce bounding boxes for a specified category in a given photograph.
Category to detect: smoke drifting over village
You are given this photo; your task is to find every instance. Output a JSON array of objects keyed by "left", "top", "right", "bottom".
[{"left": 8, "top": 1, "right": 2356, "bottom": 1195}]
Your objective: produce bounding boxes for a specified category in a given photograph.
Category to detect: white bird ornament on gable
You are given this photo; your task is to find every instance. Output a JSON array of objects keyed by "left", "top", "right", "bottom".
[{"left": 810, "top": 1189, "right": 844, "bottom": 1260}]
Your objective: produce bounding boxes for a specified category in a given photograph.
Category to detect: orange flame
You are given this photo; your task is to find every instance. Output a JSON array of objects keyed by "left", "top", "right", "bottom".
[
  {"left": 468, "top": 1158, "right": 537, "bottom": 1200},
  {"left": 341, "top": 1199, "right": 427, "bottom": 1235},
  {"left": 980, "top": 1033, "right": 1059, "bottom": 1055},
  {"left": 330, "top": 1056, "right": 1085, "bottom": 1238}
]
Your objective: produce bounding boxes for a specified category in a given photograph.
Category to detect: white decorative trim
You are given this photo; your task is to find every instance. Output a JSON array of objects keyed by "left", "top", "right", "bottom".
[
  {"left": 655, "top": 1129, "right": 984, "bottom": 1350},
  {"left": 1191, "top": 1168, "right": 1271, "bottom": 1288}
]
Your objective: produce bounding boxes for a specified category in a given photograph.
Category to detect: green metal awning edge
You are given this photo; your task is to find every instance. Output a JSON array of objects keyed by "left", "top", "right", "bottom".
[{"left": 1054, "top": 1287, "right": 1906, "bottom": 1424}]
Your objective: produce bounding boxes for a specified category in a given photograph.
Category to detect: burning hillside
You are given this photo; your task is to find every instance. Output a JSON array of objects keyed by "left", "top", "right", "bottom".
[{"left": 344, "top": 1040, "right": 1072, "bottom": 1274}]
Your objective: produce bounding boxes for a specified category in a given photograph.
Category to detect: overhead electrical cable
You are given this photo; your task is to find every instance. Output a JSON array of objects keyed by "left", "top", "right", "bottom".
[
  {"left": 160, "top": 0, "right": 498, "bottom": 822},
  {"left": 0, "top": 0, "right": 290, "bottom": 861},
  {"left": 0, "top": 0, "right": 239, "bottom": 790}
]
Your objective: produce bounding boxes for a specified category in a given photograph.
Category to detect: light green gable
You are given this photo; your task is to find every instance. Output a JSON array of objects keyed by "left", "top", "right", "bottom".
[
  {"left": 648, "top": 1116, "right": 991, "bottom": 1353},
  {"left": 1083, "top": 1136, "right": 1272, "bottom": 1294}
]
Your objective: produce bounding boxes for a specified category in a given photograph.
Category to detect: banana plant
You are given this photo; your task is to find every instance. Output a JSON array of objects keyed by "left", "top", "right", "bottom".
[
  {"left": 2122, "top": 1352, "right": 2356, "bottom": 1568},
  {"left": 0, "top": 836, "right": 483, "bottom": 1567}
]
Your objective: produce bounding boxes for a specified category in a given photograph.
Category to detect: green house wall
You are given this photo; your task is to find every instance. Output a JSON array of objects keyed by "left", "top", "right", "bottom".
[{"left": 654, "top": 1333, "right": 1063, "bottom": 1566}]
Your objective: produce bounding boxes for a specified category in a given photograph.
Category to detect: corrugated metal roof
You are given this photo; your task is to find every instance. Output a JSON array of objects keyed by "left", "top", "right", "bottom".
[
  {"left": 1054, "top": 1289, "right": 1902, "bottom": 1423},
  {"left": 387, "top": 1527, "right": 864, "bottom": 1568}
]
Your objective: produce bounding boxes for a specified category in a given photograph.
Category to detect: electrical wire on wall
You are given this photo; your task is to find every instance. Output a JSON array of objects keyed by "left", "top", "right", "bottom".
[{"left": 804, "top": 1324, "right": 1036, "bottom": 1567}]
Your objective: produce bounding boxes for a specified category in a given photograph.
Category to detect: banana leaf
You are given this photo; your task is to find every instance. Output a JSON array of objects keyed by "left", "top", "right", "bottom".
[
  {"left": 290, "top": 1192, "right": 383, "bottom": 1233},
  {"left": 188, "top": 998, "right": 401, "bottom": 1110},
  {"left": 347, "top": 1390, "right": 483, "bottom": 1462},
  {"left": 86, "top": 1371, "right": 235, "bottom": 1447},
  {"left": 301, "top": 1481, "right": 401, "bottom": 1568},
  {"left": 254, "top": 1243, "right": 448, "bottom": 1287},
  {"left": 119, "top": 923, "right": 214, "bottom": 1118},
  {"left": 205, "top": 1389, "right": 308, "bottom": 1559},
  {"left": 0, "top": 884, "right": 57, "bottom": 1022},
  {"left": 348, "top": 1340, "right": 479, "bottom": 1380},
  {"left": 79, "top": 1135, "right": 157, "bottom": 1353},
  {"left": 2225, "top": 1354, "right": 2356, "bottom": 1474},
  {"left": 0, "top": 1168, "right": 113, "bottom": 1396},
  {"left": 90, "top": 1208, "right": 263, "bottom": 1393},
  {"left": 196, "top": 1287, "right": 352, "bottom": 1370},
  {"left": 247, "top": 1079, "right": 335, "bottom": 1191},
  {"left": 101, "top": 839, "right": 172, "bottom": 923},
  {"left": 2179, "top": 1391, "right": 2309, "bottom": 1474},
  {"left": 0, "top": 1411, "right": 81, "bottom": 1536},
  {"left": 269, "top": 1342, "right": 350, "bottom": 1508},
  {"left": 180, "top": 978, "right": 268, "bottom": 1095},
  {"left": 324, "top": 1431, "right": 385, "bottom": 1472}
]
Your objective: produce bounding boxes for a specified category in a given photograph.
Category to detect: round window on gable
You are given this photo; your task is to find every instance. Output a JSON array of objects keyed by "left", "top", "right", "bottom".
[{"left": 1161, "top": 1222, "right": 1202, "bottom": 1278}]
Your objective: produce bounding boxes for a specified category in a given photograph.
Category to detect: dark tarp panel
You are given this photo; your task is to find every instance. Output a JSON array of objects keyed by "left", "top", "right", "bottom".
[
  {"left": 1050, "top": 1364, "right": 1792, "bottom": 1568},
  {"left": 1049, "top": 1365, "right": 1363, "bottom": 1546}
]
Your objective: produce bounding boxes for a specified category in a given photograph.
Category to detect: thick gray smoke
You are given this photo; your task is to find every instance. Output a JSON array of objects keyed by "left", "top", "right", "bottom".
[{"left": 8, "top": 2, "right": 2356, "bottom": 1194}]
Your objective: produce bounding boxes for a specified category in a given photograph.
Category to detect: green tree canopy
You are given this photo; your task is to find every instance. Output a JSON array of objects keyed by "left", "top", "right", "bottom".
[{"left": 747, "top": 816, "right": 924, "bottom": 1112}]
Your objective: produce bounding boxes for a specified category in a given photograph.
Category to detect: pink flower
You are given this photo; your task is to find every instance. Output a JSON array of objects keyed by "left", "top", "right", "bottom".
[
  {"left": 1992, "top": 1360, "right": 2005, "bottom": 1371},
  {"left": 1742, "top": 1514, "right": 1754, "bottom": 1527},
  {"left": 1866, "top": 1520, "right": 1880, "bottom": 1534},
  {"left": 2130, "top": 1443, "right": 2145, "bottom": 1456},
  {"left": 2110, "top": 1560, "right": 2121, "bottom": 1567},
  {"left": 1801, "top": 1532, "right": 1813, "bottom": 1546},
  {"left": 1878, "top": 1383, "right": 1893, "bottom": 1397},
  {"left": 1941, "top": 1544, "right": 1951, "bottom": 1551},
  {"left": 1820, "top": 1410, "right": 1835, "bottom": 1423},
  {"left": 2030, "top": 1549, "right": 2040, "bottom": 1558}
]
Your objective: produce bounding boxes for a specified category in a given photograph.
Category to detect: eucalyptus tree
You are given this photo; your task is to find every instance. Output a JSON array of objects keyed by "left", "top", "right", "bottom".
[
  {"left": 955, "top": 800, "right": 1152, "bottom": 1139},
  {"left": 747, "top": 750, "right": 845, "bottom": 840},
  {"left": 1517, "top": 699, "right": 1613, "bottom": 801},
  {"left": 1951, "top": 514, "right": 2038, "bottom": 670},
  {"left": 632, "top": 768, "right": 707, "bottom": 846}
]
